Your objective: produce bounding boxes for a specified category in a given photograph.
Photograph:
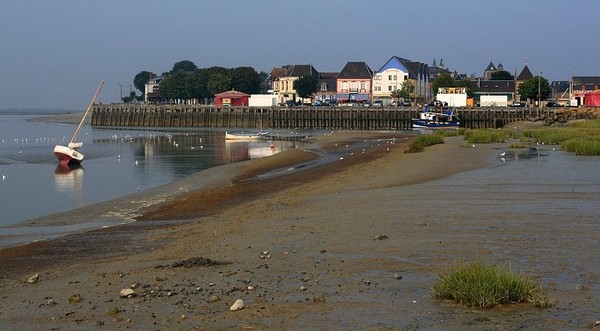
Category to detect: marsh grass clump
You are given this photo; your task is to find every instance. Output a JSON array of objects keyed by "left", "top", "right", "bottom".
[
  {"left": 521, "top": 120, "right": 600, "bottom": 155},
  {"left": 464, "top": 129, "right": 513, "bottom": 144},
  {"left": 432, "top": 262, "right": 552, "bottom": 309},
  {"left": 405, "top": 134, "right": 444, "bottom": 153}
]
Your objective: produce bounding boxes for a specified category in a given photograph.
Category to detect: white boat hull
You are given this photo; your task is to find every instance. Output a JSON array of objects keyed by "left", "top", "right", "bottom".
[
  {"left": 225, "top": 131, "right": 268, "bottom": 140},
  {"left": 54, "top": 145, "right": 84, "bottom": 165}
]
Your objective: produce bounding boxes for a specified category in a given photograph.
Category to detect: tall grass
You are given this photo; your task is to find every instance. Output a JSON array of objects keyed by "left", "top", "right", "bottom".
[
  {"left": 433, "top": 262, "right": 552, "bottom": 308},
  {"left": 461, "top": 120, "right": 600, "bottom": 155},
  {"left": 463, "top": 129, "right": 514, "bottom": 144},
  {"left": 405, "top": 134, "right": 444, "bottom": 153}
]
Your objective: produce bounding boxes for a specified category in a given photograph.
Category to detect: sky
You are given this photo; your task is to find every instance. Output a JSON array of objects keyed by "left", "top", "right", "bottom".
[{"left": 1, "top": 0, "right": 599, "bottom": 110}]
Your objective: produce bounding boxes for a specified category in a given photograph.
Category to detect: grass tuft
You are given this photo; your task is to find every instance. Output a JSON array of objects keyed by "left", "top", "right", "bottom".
[
  {"left": 432, "top": 261, "right": 553, "bottom": 309},
  {"left": 464, "top": 129, "right": 514, "bottom": 144},
  {"left": 405, "top": 134, "right": 444, "bottom": 153}
]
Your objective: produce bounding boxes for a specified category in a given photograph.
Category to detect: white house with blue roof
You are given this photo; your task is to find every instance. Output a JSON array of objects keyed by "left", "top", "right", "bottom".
[
  {"left": 372, "top": 56, "right": 429, "bottom": 105},
  {"left": 372, "top": 56, "right": 410, "bottom": 104}
]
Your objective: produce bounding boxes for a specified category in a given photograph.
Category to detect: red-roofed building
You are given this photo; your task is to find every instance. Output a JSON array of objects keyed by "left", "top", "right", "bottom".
[{"left": 214, "top": 90, "right": 250, "bottom": 106}]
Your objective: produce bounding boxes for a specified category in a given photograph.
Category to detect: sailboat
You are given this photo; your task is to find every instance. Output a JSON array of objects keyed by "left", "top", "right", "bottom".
[{"left": 53, "top": 80, "right": 104, "bottom": 166}]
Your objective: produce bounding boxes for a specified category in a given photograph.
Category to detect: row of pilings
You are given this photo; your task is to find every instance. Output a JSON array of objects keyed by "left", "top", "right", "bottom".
[{"left": 91, "top": 104, "right": 550, "bottom": 130}]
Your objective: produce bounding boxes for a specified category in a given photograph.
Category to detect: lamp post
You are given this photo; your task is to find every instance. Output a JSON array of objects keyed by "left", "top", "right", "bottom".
[{"left": 537, "top": 68, "right": 542, "bottom": 108}]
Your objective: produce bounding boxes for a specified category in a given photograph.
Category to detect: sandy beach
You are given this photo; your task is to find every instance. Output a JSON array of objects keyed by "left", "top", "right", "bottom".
[{"left": 0, "top": 128, "right": 598, "bottom": 330}]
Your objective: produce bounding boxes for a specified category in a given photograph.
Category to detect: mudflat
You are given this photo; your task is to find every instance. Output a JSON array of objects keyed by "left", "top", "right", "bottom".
[{"left": 0, "top": 130, "right": 597, "bottom": 330}]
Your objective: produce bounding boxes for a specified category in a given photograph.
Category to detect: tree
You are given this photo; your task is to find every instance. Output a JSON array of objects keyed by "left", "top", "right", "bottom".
[
  {"left": 171, "top": 60, "right": 198, "bottom": 73},
  {"left": 398, "top": 80, "right": 415, "bottom": 100},
  {"left": 205, "top": 66, "right": 232, "bottom": 95},
  {"left": 230, "top": 67, "right": 261, "bottom": 94},
  {"left": 159, "top": 71, "right": 189, "bottom": 100},
  {"left": 431, "top": 73, "right": 454, "bottom": 96},
  {"left": 186, "top": 69, "right": 211, "bottom": 101},
  {"left": 491, "top": 70, "right": 515, "bottom": 80},
  {"left": 518, "top": 76, "right": 550, "bottom": 101},
  {"left": 294, "top": 76, "right": 318, "bottom": 101},
  {"left": 133, "top": 71, "right": 156, "bottom": 94},
  {"left": 456, "top": 78, "right": 474, "bottom": 97}
]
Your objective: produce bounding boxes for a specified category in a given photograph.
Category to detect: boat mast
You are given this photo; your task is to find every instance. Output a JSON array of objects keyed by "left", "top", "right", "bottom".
[{"left": 69, "top": 80, "right": 104, "bottom": 145}]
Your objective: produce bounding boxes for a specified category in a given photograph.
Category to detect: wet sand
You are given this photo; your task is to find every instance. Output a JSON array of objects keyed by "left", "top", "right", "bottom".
[{"left": 0, "top": 129, "right": 598, "bottom": 330}]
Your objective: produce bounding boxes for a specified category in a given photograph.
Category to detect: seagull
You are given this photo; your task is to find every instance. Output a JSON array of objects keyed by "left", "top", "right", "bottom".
[
  {"left": 2, "top": 174, "right": 5, "bottom": 181},
  {"left": 134, "top": 160, "right": 138, "bottom": 165},
  {"left": 500, "top": 152, "right": 506, "bottom": 157}
]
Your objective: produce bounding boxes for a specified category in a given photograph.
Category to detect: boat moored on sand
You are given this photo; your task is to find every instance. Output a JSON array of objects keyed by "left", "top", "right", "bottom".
[
  {"left": 53, "top": 80, "right": 104, "bottom": 165},
  {"left": 412, "top": 106, "right": 460, "bottom": 130}
]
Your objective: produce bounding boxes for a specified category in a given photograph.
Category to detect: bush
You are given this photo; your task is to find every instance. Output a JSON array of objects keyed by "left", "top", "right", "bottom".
[
  {"left": 433, "top": 261, "right": 552, "bottom": 308},
  {"left": 405, "top": 134, "right": 444, "bottom": 153}
]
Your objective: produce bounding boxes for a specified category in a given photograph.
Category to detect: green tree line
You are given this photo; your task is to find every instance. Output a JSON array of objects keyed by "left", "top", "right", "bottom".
[{"left": 128, "top": 60, "right": 265, "bottom": 102}]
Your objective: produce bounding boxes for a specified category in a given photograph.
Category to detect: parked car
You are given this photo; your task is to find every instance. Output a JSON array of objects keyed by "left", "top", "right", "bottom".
[
  {"left": 373, "top": 100, "right": 383, "bottom": 107},
  {"left": 510, "top": 102, "right": 526, "bottom": 107},
  {"left": 546, "top": 101, "right": 561, "bottom": 107}
]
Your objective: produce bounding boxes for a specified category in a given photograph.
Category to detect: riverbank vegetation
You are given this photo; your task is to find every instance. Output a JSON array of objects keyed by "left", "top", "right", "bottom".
[
  {"left": 433, "top": 261, "right": 553, "bottom": 308},
  {"left": 459, "top": 119, "right": 600, "bottom": 155},
  {"left": 405, "top": 133, "right": 444, "bottom": 153}
]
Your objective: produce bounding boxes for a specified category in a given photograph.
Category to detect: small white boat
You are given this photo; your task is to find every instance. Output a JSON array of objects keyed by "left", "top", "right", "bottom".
[
  {"left": 54, "top": 80, "right": 104, "bottom": 165},
  {"left": 224, "top": 131, "right": 269, "bottom": 140}
]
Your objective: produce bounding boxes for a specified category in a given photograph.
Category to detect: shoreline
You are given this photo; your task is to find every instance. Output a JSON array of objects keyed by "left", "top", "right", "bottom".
[{"left": 2, "top": 126, "right": 596, "bottom": 329}]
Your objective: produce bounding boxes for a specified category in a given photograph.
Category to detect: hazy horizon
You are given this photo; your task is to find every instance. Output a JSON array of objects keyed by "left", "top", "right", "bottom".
[{"left": 2, "top": 0, "right": 599, "bottom": 110}]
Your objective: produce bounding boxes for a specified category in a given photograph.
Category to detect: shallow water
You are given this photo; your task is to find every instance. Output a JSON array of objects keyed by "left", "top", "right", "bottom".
[{"left": 0, "top": 114, "right": 302, "bottom": 230}]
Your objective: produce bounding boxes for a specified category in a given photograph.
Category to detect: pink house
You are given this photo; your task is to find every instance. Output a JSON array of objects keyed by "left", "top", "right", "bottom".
[{"left": 336, "top": 62, "right": 373, "bottom": 103}]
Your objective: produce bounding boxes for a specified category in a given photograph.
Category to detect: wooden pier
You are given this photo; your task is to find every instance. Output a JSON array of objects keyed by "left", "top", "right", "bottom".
[{"left": 91, "top": 104, "right": 548, "bottom": 130}]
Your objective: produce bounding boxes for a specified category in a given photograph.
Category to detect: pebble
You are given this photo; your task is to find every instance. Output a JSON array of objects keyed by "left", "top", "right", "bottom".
[
  {"left": 27, "top": 273, "right": 39, "bottom": 284},
  {"left": 247, "top": 285, "right": 255, "bottom": 291},
  {"left": 373, "top": 234, "right": 389, "bottom": 240},
  {"left": 120, "top": 289, "right": 136, "bottom": 298},
  {"left": 229, "top": 299, "right": 244, "bottom": 311},
  {"left": 68, "top": 293, "right": 82, "bottom": 304},
  {"left": 107, "top": 305, "right": 120, "bottom": 316},
  {"left": 394, "top": 274, "right": 403, "bottom": 280},
  {"left": 207, "top": 295, "right": 220, "bottom": 303}
]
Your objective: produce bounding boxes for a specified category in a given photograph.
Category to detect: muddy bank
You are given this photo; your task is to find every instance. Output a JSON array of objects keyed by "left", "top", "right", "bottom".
[{"left": 0, "top": 132, "right": 598, "bottom": 330}]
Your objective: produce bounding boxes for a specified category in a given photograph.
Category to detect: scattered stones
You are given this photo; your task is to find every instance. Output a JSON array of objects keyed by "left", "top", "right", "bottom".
[
  {"left": 373, "top": 234, "right": 389, "bottom": 241},
  {"left": 178, "top": 314, "right": 186, "bottom": 322},
  {"left": 229, "top": 299, "right": 244, "bottom": 311},
  {"left": 27, "top": 273, "right": 39, "bottom": 284},
  {"left": 260, "top": 251, "right": 271, "bottom": 259},
  {"left": 119, "top": 289, "right": 136, "bottom": 298},
  {"left": 68, "top": 293, "right": 82, "bottom": 304}
]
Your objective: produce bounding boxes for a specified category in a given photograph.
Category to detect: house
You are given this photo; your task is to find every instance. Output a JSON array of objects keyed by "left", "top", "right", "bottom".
[
  {"left": 372, "top": 56, "right": 429, "bottom": 105},
  {"left": 336, "top": 62, "right": 373, "bottom": 104},
  {"left": 214, "top": 90, "right": 249, "bottom": 106},
  {"left": 514, "top": 64, "right": 533, "bottom": 102},
  {"left": 144, "top": 76, "right": 163, "bottom": 103},
  {"left": 271, "top": 64, "right": 319, "bottom": 105},
  {"left": 314, "top": 72, "right": 338, "bottom": 104},
  {"left": 570, "top": 76, "right": 600, "bottom": 106},
  {"left": 471, "top": 79, "right": 515, "bottom": 104}
]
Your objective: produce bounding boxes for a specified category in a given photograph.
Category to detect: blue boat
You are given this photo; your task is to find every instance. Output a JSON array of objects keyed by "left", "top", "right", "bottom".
[{"left": 412, "top": 106, "right": 460, "bottom": 130}]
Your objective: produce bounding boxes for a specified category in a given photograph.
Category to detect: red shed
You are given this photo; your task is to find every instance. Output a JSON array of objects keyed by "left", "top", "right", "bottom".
[
  {"left": 214, "top": 90, "right": 249, "bottom": 106},
  {"left": 584, "top": 91, "right": 600, "bottom": 107}
]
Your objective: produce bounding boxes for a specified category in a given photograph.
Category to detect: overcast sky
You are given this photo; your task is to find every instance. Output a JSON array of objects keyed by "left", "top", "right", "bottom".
[{"left": 1, "top": 0, "right": 598, "bottom": 110}]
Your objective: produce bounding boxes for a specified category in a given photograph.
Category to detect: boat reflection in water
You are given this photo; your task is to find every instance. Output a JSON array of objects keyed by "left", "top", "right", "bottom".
[
  {"left": 54, "top": 164, "right": 84, "bottom": 197},
  {"left": 224, "top": 140, "right": 280, "bottom": 163}
]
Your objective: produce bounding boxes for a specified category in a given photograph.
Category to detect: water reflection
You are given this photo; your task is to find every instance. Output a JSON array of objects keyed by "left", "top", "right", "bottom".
[{"left": 54, "top": 164, "right": 84, "bottom": 195}]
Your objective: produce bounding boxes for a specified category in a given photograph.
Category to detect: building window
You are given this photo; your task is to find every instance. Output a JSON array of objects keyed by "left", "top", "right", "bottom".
[
  {"left": 360, "top": 82, "right": 366, "bottom": 90},
  {"left": 388, "top": 86, "right": 393, "bottom": 91},
  {"left": 321, "top": 83, "right": 328, "bottom": 91}
]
